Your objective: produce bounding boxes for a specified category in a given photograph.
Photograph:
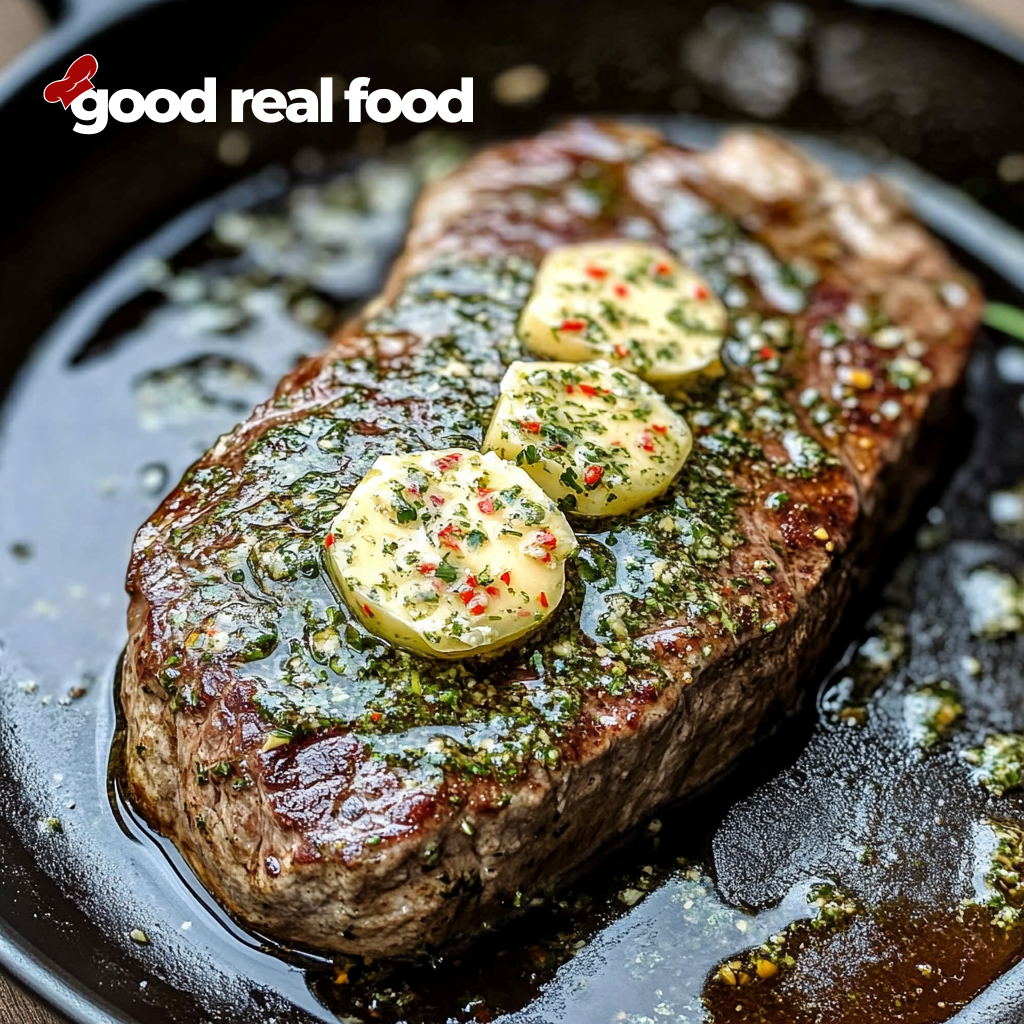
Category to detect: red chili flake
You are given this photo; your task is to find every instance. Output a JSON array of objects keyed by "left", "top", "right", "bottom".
[
  {"left": 541, "top": 553, "right": 551, "bottom": 563},
  {"left": 486, "top": 586, "right": 500, "bottom": 597},
  {"left": 639, "top": 432, "right": 655, "bottom": 453},
  {"left": 536, "top": 531, "right": 558, "bottom": 549},
  {"left": 613, "top": 283, "right": 629, "bottom": 298},
  {"left": 459, "top": 590, "right": 475, "bottom": 606},
  {"left": 565, "top": 384, "right": 575, "bottom": 394},
  {"left": 418, "top": 563, "right": 436, "bottom": 575},
  {"left": 579, "top": 383, "right": 600, "bottom": 397},
  {"left": 438, "top": 524, "right": 461, "bottom": 551},
  {"left": 477, "top": 497, "right": 495, "bottom": 515},
  {"left": 362, "top": 603, "right": 374, "bottom": 618},
  {"left": 653, "top": 261, "right": 671, "bottom": 276},
  {"left": 651, "top": 424, "right": 667, "bottom": 434},
  {"left": 406, "top": 484, "right": 421, "bottom": 496},
  {"left": 584, "top": 465, "right": 604, "bottom": 487},
  {"left": 560, "top": 319, "right": 586, "bottom": 332},
  {"left": 477, "top": 486, "right": 495, "bottom": 495},
  {"left": 585, "top": 265, "right": 608, "bottom": 280},
  {"left": 539, "top": 592, "right": 549, "bottom": 608},
  {"left": 370, "top": 712, "right": 382, "bottom": 723},
  {"left": 693, "top": 285, "right": 709, "bottom": 301},
  {"left": 520, "top": 420, "right": 542, "bottom": 434},
  {"left": 323, "top": 533, "right": 335, "bottom": 548},
  {"left": 614, "top": 344, "right": 629, "bottom": 359},
  {"left": 760, "top": 346, "right": 776, "bottom": 360},
  {"left": 465, "top": 574, "right": 477, "bottom": 588},
  {"left": 430, "top": 494, "right": 445, "bottom": 507},
  {"left": 434, "top": 453, "right": 462, "bottom": 472},
  {"left": 721, "top": 586, "right": 733, "bottom": 596},
  {"left": 500, "top": 571, "right": 512, "bottom": 585},
  {"left": 518, "top": 609, "right": 532, "bottom": 618},
  {"left": 467, "top": 595, "right": 488, "bottom": 616}
]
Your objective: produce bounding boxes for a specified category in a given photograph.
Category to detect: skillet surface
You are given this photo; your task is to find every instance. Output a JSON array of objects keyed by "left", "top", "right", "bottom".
[{"left": 2, "top": 2, "right": 1024, "bottom": 1022}]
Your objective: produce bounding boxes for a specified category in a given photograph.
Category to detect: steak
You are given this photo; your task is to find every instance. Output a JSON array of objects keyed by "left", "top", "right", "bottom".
[{"left": 122, "top": 121, "right": 981, "bottom": 956}]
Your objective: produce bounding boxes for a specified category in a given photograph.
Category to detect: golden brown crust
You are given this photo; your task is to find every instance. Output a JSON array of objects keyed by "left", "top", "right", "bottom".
[{"left": 122, "top": 121, "right": 980, "bottom": 955}]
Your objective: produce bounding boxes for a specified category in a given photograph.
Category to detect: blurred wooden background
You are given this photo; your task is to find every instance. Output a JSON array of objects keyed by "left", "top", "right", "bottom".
[
  {"left": 0, "top": 0, "right": 1021, "bottom": 1020},
  {"left": 967, "top": 0, "right": 1024, "bottom": 31}
]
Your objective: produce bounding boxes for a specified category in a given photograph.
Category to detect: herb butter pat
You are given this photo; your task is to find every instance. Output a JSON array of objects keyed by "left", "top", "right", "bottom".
[
  {"left": 484, "top": 360, "right": 693, "bottom": 515},
  {"left": 325, "top": 449, "right": 577, "bottom": 658},
  {"left": 517, "top": 240, "right": 727, "bottom": 388}
]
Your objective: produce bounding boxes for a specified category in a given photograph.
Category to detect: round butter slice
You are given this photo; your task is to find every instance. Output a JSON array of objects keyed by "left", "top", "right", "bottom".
[
  {"left": 483, "top": 360, "right": 693, "bottom": 516},
  {"left": 518, "top": 240, "right": 727, "bottom": 389},
  {"left": 325, "top": 449, "right": 577, "bottom": 659}
]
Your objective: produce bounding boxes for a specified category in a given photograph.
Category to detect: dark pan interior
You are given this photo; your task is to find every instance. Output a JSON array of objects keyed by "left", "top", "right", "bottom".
[{"left": 2, "top": 2, "right": 1024, "bottom": 1023}]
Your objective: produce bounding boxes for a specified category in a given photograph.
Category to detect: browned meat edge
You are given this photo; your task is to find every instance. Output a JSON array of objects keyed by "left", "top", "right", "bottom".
[{"left": 122, "top": 121, "right": 981, "bottom": 955}]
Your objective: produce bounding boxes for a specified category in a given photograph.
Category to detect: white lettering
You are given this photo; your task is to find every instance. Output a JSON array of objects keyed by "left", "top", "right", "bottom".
[
  {"left": 438, "top": 78, "right": 473, "bottom": 123},
  {"left": 109, "top": 88, "right": 145, "bottom": 122},
  {"left": 181, "top": 78, "right": 216, "bottom": 123},
  {"left": 319, "top": 76, "right": 333, "bottom": 123},
  {"left": 231, "top": 88, "right": 254, "bottom": 122},
  {"left": 64, "top": 76, "right": 476, "bottom": 133},
  {"left": 251, "top": 88, "right": 286, "bottom": 123},
  {"left": 366, "top": 88, "right": 401, "bottom": 123},
  {"left": 345, "top": 77, "right": 370, "bottom": 122},
  {"left": 144, "top": 88, "right": 180, "bottom": 123},
  {"left": 70, "top": 88, "right": 108, "bottom": 134},
  {"left": 401, "top": 88, "right": 437, "bottom": 123},
  {"left": 286, "top": 88, "right": 319, "bottom": 123}
]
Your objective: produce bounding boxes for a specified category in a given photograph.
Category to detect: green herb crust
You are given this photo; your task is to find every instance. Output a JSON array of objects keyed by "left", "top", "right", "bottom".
[{"left": 122, "top": 122, "right": 980, "bottom": 958}]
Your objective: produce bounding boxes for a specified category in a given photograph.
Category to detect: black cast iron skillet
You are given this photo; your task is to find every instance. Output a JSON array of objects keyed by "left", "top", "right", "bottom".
[{"left": 2, "top": 2, "right": 1024, "bottom": 1023}]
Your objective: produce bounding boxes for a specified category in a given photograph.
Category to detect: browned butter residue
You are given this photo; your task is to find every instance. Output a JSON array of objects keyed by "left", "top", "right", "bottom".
[{"left": 704, "top": 905, "right": 1023, "bottom": 1023}]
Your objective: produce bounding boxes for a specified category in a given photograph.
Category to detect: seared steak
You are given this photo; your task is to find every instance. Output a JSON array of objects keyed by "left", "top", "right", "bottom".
[{"left": 122, "top": 121, "right": 981, "bottom": 956}]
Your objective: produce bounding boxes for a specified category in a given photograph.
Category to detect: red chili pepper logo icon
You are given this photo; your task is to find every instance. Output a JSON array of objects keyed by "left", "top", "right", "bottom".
[{"left": 43, "top": 54, "right": 99, "bottom": 109}]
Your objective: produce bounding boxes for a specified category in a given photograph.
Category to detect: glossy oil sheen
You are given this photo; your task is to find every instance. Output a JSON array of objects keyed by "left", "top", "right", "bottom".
[
  {"left": 0, "top": 122, "right": 1021, "bottom": 1024},
  {"left": 2, "top": 1, "right": 1024, "bottom": 1022}
]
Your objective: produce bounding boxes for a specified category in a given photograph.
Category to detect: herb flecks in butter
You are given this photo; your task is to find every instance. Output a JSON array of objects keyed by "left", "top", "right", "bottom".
[
  {"left": 903, "top": 680, "right": 963, "bottom": 750},
  {"left": 150, "top": 202, "right": 835, "bottom": 785},
  {"left": 962, "top": 820, "right": 1024, "bottom": 929},
  {"left": 964, "top": 733, "right": 1024, "bottom": 797}
]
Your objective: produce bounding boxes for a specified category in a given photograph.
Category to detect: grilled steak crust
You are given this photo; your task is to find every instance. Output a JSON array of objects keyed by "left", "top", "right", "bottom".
[{"left": 123, "top": 121, "right": 981, "bottom": 956}]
